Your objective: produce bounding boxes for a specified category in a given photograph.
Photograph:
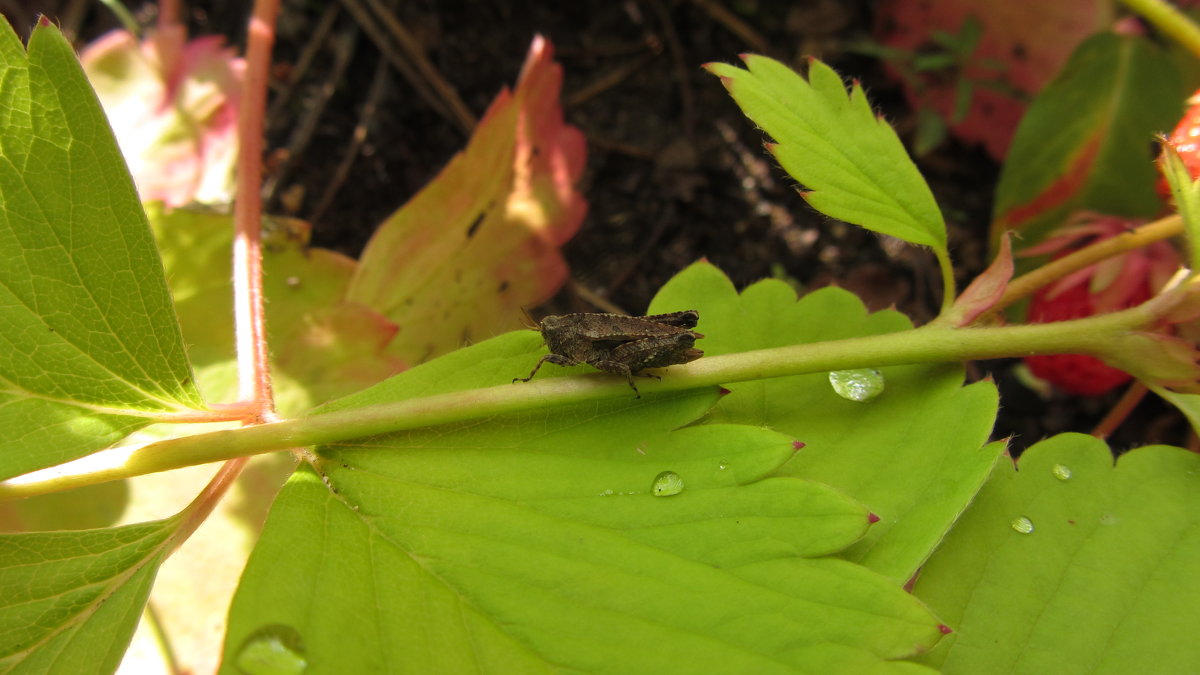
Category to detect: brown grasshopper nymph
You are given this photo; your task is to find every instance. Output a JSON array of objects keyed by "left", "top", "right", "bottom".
[{"left": 513, "top": 310, "right": 704, "bottom": 397}]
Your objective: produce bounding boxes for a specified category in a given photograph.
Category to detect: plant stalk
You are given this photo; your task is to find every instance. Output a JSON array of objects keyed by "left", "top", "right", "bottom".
[
  {"left": 987, "top": 214, "right": 1183, "bottom": 318},
  {"left": 232, "top": 0, "right": 280, "bottom": 419},
  {"left": 1121, "top": 0, "right": 1200, "bottom": 58},
  {"left": 0, "top": 301, "right": 1162, "bottom": 501}
]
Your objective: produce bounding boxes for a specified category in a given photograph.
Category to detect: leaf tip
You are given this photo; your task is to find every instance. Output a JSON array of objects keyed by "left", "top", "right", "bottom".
[
  {"left": 938, "top": 624, "right": 954, "bottom": 635},
  {"left": 791, "top": 440, "right": 806, "bottom": 451},
  {"left": 867, "top": 512, "right": 881, "bottom": 524},
  {"left": 718, "top": 386, "right": 732, "bottom": 396}
]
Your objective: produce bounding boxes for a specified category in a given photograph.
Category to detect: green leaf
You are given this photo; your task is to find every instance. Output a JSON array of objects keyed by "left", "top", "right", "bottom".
[
  {"left": 649, "top": 261, "right": 1002, "bottom": 582},
  {"left": 912, "top": 434, "right": 1200, "bottom": 673},
  {"left": 1157, "top": 388, "right": 1200, "bottom": 436},
  {"left": 706, "top": 55, "right": 947, "bottom": 251},
  {"left": 223, "top": 286, "right": 947, "bottom": 671},
  {"left": 0, "top": 22, "right": 201, "bottom": 479},
  {"left": 1160, "top": 142, "right": 1200, "bottom": 270},
  {"left": 0, "top": 519, "right": 177, "bottom": 673},
  {"left": 225, "top": 463, "right": 938, "bottom": 673},
  {"left": 993, "top": 33, "right": 1182, "bottom": 245}
]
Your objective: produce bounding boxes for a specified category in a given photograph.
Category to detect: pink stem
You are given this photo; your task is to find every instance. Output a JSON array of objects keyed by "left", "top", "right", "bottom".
[
  {"left": 157, "top": 0, "right": 181, "bottom": 32},
  {"left": 232, "top": 0, "right": 280, "bottom": 421},
  {"left": 169, "top": 457, "right": 250, "bottom": 552}
]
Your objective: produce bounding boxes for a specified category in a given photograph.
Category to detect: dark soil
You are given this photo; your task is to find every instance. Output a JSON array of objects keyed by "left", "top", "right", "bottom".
[{"left": 11, "top": 0, "right": 1189, "bottom": 452}]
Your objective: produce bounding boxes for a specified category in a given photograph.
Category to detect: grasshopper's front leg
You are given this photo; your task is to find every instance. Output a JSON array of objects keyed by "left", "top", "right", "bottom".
[{"left": 513, "top": 353, "right": 580, "bottom": 383}]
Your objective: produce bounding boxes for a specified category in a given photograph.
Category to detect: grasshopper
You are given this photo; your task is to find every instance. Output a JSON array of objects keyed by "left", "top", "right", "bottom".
[{"left": 514, "top": 310, "right": 704, "bottom": 397}]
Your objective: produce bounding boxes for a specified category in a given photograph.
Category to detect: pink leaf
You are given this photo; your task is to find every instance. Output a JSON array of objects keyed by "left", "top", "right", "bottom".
[
  {"left": 874, "top": 0, "right": 1109, "bottom": 159},
  {"left": 950, "top": 232, "right": 1014, "bottom": 326},
  {"left": 81, "top": 27, "right": 243, "bottom": 206},
  {"left": 345, "top": 36, "right": 586, "bottom": 364}
]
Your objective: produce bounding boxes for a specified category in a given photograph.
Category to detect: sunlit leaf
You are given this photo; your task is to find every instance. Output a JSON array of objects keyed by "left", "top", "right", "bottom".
[
  {"left": 649, "top": 261, "right": 1002, "bottom": 582},
  {"left": 223, "top": 269, "right": 950, "bottom": 671},
  {"left": 0, "top": 21, "right": 202, "bottom": 480},
  {"left": 346, "top": 36, "right": 586, "bottom": 366},
  {"left": 0, "top": 519, "right": 178, "bottom": 673},
  {"left": 81, "top": 27, "right": 242, "bottom": 207}
]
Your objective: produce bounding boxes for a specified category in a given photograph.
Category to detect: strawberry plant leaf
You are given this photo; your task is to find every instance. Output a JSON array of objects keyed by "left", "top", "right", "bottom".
[
  {"left": 992, "top": 33, "right": 1182, "bottom": 245},
  {"left": 1156, "top": 389, "right": 1200, "bottom": 436},
  {"left": 0, "top": 22, "right": 202, "bottom": 480},
  {"left": 0, "top": 519, "right": 178, "bottom": 673},
  {"left": 649, "top": 261, "right": 1002, "bottom": 582},
  {"left": 222, "top": 269, "right": 952, "bottom": 671},
  {"left": 706, "top": 55, "right": 947, "bottom": 253},
  {"left": 912, "top": 434, "right": 1200, "bottom": 673},
  {"left": 1160, "top": 143, "right": 1200, "bottom": 270},
  {"left": 345, "top": 36, "right": 586, "bottom": 366}
]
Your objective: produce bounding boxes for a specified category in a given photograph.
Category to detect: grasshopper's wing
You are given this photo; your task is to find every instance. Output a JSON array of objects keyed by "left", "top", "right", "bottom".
[
  {"left": 559, "top": 314, "right": 689, "bottom": 341},
  {"left": 640, "top": 310, "right": 699, "bottom": 329}
]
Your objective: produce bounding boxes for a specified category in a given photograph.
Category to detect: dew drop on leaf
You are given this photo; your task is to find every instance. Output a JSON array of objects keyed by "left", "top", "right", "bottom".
[
  {"left": 829, "top": 368, "right": 885, "bottom": 402},
  {"left": 717, "top": 460, "right": 729, "bottom": 471},
  {"left": 652, "top": 470, "right": 684, "bottom": 497},
  {"left": 1011, "top": 516, "right": 1034, "bottom": 534},
  {"left": 1052, "top": 464, "right": 1072, "bottom": 481},
  {"left": 235, "top": 624, "right": 308, "bottom": 675}
]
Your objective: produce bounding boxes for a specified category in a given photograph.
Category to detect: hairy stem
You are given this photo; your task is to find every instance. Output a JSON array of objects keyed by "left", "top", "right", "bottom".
[
  {"left": 936, "top": 247, "right": 958, "bottom": 315},
  {"left": 1091, "top": 382, "right": 1148, "bottom": 439},
  {"left": 0, "top": 302, "right": 1160, "bottom": 500},
  {"left": 232, "top": 0, "right": 280, "bottom": 419}
]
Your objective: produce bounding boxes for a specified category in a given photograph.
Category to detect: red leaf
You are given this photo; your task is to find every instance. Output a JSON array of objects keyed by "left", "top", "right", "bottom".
[{"left": 874, "top": 0, "right": 1109, "bottom": 159}]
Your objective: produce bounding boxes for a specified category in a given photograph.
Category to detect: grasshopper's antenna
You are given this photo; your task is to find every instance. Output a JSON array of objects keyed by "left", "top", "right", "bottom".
[{"left": 519, "top": 307, "right": 539, "bottom": 331}]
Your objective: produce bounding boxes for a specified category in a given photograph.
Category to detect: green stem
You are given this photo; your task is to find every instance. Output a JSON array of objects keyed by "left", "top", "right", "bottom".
[
  {"left": 935, "top": 247, "right": 958, "bottom": 315},
  {"left": 96, "top": 0, "right": 141, "bottom": 36},
  {"left": 0, "top": 302, "right": 1157, "bottom": 501},
  {"left": 1120, "top": 0, "right": 1200, "bottom": 58}
]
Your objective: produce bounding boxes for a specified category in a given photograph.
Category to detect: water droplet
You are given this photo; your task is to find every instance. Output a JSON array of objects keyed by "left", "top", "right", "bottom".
[
  {"left": 1011, "top": 516, "right": 1034, "bottom": 534},
  {"left": 235, "top": 624, "right": 307, "bottom": 675},
  {"left": 829, "top": 368, "right": 885, "bottom": 402},
  {"left": 652, "top": 471, "right": 684, "bottom": 497},
  {"left": 1052, "top": 464, "right": 1072, "bottom": 481},
  {"left": 717, "top": 460, "right": 728, "bottom": 471},
  {"left": 600, "top": 489, "right": 614, "bottom": 496}
]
